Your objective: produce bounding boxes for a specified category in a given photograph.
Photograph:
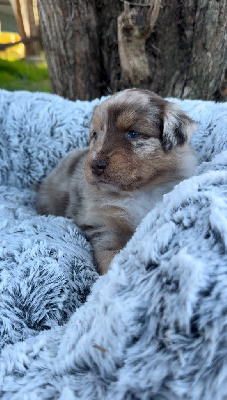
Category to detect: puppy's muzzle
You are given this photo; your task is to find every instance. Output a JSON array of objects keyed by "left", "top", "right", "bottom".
[{"left": 91, "top": 159, "right": 107, "bottom": 176}]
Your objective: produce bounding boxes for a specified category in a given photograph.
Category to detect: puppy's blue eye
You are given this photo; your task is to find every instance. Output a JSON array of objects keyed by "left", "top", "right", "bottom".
[{"left": 127, "top": 130, "right": 140, "bottom": 139}]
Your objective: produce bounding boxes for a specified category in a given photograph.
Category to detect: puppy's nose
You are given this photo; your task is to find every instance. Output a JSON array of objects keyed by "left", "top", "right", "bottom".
[{"left": 91, "top": 159, "right": 107, "bottom": 176}]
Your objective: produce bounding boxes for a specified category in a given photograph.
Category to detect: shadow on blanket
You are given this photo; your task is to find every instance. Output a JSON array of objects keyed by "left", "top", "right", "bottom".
[{"left": 0, "top": 89, "right": 226, "bottom": 399}]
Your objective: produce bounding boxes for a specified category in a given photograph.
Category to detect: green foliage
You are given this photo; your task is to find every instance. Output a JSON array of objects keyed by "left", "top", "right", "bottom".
[{"left": 0, "top": 59, "right": 51, "bottom": 92}]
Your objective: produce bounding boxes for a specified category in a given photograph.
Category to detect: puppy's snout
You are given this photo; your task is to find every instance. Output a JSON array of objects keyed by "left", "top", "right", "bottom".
[{"left": 91, "top": 159, "right": 107, "bottom": 176}]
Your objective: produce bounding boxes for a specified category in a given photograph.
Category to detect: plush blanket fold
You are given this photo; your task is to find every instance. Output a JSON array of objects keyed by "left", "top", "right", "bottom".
[{"left": 0, "top": 89, "right": 226, "bottom": 400}]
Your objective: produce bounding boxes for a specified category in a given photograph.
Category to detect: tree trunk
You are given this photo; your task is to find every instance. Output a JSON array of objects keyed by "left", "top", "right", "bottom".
[
  {"left": 38, "top": 0, "right": 227, "bottom": 101},
  {"left": 117, "top": 0, "right": 162, "bottom": 87},
  {"left": 142, "top": 0, "right": 227, "bottom": 100},
  {"left": 26, "top": 0, "right": 40, "bottom": 57},
  {"left": 15, "top": 0, "right": 27, "bottom": 40},
  {"left": 12, "top": 0, "right": 41, "bottom": 57},
  {"left": 38, "top": 0, "right": 102, "bottom": 100}
]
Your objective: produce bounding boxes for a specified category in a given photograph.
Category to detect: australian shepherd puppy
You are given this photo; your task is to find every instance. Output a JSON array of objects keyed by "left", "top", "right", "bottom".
[{"left": 36, "top": 89, "right": 197, "bottom": 274}]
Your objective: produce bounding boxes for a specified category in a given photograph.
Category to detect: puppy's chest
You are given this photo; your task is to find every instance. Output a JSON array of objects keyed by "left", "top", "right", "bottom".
[
  {"left": 123, "top": 189, "right": 162, "bottom": 229},
  {"left": 107, "top": 186, "right": 168, "bottom": 231},
  {"left": 85, "top": 181, "right": 177, "bottom": 235}
]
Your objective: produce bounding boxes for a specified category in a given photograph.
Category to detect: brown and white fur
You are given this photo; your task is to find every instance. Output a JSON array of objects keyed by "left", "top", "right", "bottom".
[{"left": 36, "top": 89, "right": 197, "bottom": 274}]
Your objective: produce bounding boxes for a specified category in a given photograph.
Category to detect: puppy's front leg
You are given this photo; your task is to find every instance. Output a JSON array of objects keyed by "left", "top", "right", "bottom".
[
  {"left": 93, "top": 247, "right": 120, "bottom": 275},
  {"left": 90, "top": 225, "right": 132, "bottom": 274}
]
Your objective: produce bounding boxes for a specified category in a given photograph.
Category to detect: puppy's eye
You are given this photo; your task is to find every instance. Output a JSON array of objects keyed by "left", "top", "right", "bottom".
[
  {"left": 127, "top": 130, "right": 140, "bottom": 139},
  {"left": 91, "top": 131, "right": 98, "bottom": 141}
]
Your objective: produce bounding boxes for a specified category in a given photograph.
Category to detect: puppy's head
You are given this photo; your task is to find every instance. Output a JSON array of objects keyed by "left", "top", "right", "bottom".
[{"left": 84, "top": 89, "right": 197, "bottom": 191}]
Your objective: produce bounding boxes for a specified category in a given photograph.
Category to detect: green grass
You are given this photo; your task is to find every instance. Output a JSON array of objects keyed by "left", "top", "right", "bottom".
[{"left": 0, "top": 58, "right": 51, "bottom": 92}]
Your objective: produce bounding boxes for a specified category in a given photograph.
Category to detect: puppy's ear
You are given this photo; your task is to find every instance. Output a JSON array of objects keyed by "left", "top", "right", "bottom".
[{"left": 161, "top": 102, "right": 197, "bottom": 151}]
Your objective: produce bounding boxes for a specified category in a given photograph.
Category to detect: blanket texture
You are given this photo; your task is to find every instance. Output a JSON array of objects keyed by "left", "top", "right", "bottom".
[{"left": 0, "top": 89, "right": 226, "bottom": 400}]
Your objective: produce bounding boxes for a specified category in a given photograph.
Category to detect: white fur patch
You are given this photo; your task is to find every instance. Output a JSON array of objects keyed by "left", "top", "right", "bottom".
[{"left": 131, "top": 137, "right": 160, "bottom": 155}]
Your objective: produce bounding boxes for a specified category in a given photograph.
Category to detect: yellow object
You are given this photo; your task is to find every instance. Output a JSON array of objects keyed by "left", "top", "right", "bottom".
[{"left": 0, "top": 32, "right": 25, "bottom": 60}]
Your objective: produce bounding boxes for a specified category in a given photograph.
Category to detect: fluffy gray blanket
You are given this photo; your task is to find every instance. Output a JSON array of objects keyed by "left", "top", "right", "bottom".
[{"left": 0, "top": 89, "right": 226, "bottom": 400}]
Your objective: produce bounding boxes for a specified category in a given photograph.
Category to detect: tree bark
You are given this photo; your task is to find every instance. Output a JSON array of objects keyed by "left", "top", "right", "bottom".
[
  {"left": 26, "top": 0, "right": 40, "bottom": 56},
  {"left": 117, "top": 0, "right": 162, "bottom": 86},
  {"left": 38, "top": 0, "right": 102, "bottom": 100},
  {"left": 143, "top": 0, "right": 227, "bottom": 100},
  {"left": 38, "top": 0, "right": 227, "bottom": 101},
  {"left": 13, "top": 0, "right": 41, "bottom": 57},
  {"left": 116, "top": 0, "right": 227, "bottom": 100},
  {"left": 15, "top": 0, "right": 27, "bottom": 40}
]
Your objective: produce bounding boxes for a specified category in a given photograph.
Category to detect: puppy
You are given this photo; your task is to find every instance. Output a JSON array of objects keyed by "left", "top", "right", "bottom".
[{"left": 36, "top": 89, "right": 197, "bottom": 274}]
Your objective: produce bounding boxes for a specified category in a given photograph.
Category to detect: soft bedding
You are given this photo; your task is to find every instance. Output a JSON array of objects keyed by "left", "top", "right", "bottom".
[{"left": 0, "top": 89, "right": 226, "bottom": 400}]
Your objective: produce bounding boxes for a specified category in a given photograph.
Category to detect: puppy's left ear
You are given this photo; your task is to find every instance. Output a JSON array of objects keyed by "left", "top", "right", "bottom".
[{"left": 161, "top": 102, "right": 197, "bottom": 151}]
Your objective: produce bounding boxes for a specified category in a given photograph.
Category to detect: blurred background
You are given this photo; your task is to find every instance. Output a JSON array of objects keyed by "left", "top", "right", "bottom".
[
  {"left": 0, "top": 0, "right": 50, "bottom": 93},
  {"left": 0, "top": 0, "right": 226, "bottom": 101}
]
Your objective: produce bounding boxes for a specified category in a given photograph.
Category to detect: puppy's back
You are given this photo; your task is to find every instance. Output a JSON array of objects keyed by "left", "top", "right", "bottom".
[{"left": 36, "top": 148, "right": 88, "bottom": 217}]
